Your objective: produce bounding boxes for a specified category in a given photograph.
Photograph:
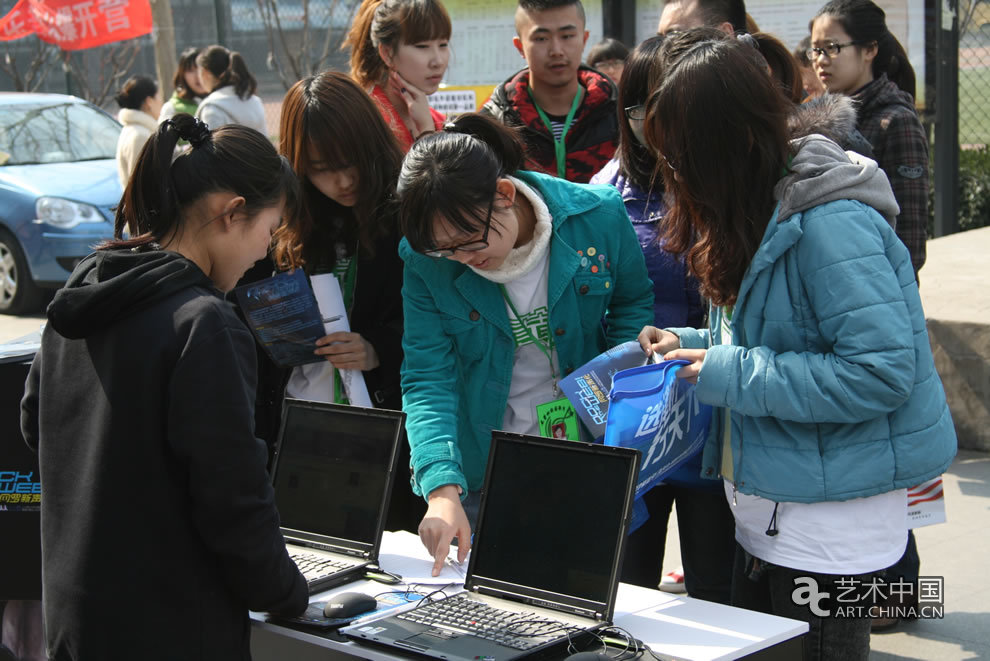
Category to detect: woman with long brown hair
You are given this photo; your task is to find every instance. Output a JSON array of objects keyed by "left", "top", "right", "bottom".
[
  {"left": 274, "top": 71, "right": 419, "bottom": 530},
  {"left": 637, "top": 34, "right": 955, "bottom": 660},
  {"left": 344, "top": 0, "right": 451, "bottom": 151}
]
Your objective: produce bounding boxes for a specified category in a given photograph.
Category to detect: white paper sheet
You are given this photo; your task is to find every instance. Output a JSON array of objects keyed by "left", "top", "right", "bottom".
[
  {"left": 376, "top": 530, "right": 470, "bottom": 585},
  {"left": 309, "top": 273, "right": 372, "bottom": 407}
]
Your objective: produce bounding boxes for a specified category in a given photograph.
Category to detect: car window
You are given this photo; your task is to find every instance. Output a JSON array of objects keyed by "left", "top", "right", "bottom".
[{"left": 0, "top": 102, "right": 121, "bottom": 166}]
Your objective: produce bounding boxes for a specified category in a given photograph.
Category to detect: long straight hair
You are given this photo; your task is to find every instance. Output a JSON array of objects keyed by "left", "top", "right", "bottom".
[
  {"left": 274, "top": 71, "right": 403, "bottom": 270},
  {"left": 645, "top": 36, "right": 791, "bottom": 306},
  {"left": 616, "top": 35, "right": 665, "bottom": 193}
]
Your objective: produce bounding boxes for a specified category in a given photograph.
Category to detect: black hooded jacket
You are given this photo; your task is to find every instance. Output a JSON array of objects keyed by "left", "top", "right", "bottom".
[{"left": 20, "top": 248, "right": 307, "bottom": 660}]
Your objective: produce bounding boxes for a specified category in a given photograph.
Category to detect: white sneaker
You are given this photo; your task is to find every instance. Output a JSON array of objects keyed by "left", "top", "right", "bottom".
[{"left": 659, "top": 567, "right": 687, "bottom": 593}]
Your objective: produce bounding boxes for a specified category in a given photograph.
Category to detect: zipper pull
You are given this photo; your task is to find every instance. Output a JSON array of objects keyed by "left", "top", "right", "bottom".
[{"left": 732, "top": 483, "right": 738, "bottom": 506}]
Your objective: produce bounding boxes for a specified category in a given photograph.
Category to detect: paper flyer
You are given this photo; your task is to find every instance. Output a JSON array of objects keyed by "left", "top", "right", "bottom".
[
  {"left": 233, "top": 269, "right": 326, "bottom": 369},
  {"left": 558, "top": 341, "right": 652, "bottom": 441},
  {"left": 310, "top": 274, "right": 373, "bottom": 408}
]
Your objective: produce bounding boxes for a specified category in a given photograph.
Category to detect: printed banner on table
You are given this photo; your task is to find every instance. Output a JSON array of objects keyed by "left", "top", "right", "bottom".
[
  {"left": 0, "top": 0, "right": 151, "bottom": 50},
  {"left": 604, "top": 360, "right": 713, "bottom": 501},
  {"left": 907, "top": 477, "right": 947, "bottom": 529}
]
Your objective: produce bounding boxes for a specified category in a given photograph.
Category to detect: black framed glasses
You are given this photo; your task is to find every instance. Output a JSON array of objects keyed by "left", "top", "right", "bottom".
[
  {"left": 423, "top": 199, "right": 495, "bottom": 258},
  {"left": 805, "top": 41, "right": 860, "bottom": 60},
  {"left": 624, "top": 104, "right": 647, "bottom": 121}
]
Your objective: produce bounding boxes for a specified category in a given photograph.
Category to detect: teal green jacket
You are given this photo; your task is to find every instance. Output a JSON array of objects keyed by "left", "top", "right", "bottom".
[{"left": 400, "top": 170, "right": 654, "bottom": 499}]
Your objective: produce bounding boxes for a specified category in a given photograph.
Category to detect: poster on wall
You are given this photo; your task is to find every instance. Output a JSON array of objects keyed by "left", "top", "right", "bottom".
[
  {"left": 442, "top": 0, "right": 603, "bottom": 91},
  {"left": 636, "top": 0, "right": 926, "bottom": 105}
]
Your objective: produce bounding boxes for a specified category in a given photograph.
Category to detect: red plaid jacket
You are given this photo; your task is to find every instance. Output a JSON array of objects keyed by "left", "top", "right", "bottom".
[
  {"left": 853, "top": 75, "right": 929, "bottom": 276},
  {"left": 480, "top": 66, "right": 618, "bottom": 184}
]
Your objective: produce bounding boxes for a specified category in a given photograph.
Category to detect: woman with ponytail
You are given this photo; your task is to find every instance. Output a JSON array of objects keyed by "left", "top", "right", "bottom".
[
  {"left": 397, "top": 113, "right": 653, "bottom": 574},
  {"left": 195, "top": 44, "right": 267, "bottom": 134},
  {"left": 810, "top": 0, "right": 929, "bottom": 279},
  {"left": 344, "top": 0, "right": 451, "bottom": 151},
  {"left": 20, "top": 114, "right": 307, "bottom": 657}
]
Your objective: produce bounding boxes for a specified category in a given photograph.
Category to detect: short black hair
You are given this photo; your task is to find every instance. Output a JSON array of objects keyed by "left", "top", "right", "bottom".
[
  {"left": 587, "top": 38, "right": 630, "bottom": 68},
  {"left": 517, "top": 0, "right": 586, "bottom": 25},
  {"left": 697, "top": 0, "right": 747, "bottom": 33}
]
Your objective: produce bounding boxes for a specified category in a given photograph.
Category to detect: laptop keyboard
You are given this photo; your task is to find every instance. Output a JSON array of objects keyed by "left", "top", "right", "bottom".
[
  {"left": 397, "top": 595, "right": 574, "bottom": 650},
  {"left": 290, "top": 551, "right": 356, "bottom": 583}
]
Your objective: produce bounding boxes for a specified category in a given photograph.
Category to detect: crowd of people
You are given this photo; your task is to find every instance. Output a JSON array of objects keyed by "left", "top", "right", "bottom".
[{"left": 21, "top": 0, "right": 958, "bottom": 659}]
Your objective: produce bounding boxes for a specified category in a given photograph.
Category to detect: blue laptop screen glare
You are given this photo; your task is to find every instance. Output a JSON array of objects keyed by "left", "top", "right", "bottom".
[
  {"left": 470, "top": 439, "right": 630, "bottom": 604},
  {"left": 273, "top": 404, "right": 396, "bottom": 544}
]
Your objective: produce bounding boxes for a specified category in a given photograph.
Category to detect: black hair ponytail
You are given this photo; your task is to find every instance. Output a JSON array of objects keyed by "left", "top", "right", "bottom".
[
  {"left": 397, "top": 113, "right": 525, "bottom": 253},
  {"left": 196, "top": 45, "right": 257, "bottom": 100},
  {"left": 106, "top": 113, "right": 298, "bottom": 251}
]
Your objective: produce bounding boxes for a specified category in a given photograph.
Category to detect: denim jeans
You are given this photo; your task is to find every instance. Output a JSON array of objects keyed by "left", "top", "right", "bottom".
[{"left": 731, "top": 544, "right": 873, "bottom": 661}]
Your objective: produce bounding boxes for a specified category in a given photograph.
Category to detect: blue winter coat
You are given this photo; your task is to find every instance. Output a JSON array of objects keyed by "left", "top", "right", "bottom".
[
  {"left": 400, "top": 170, "right": 654, "bottom": 499},
  {"left": 671, "top": 197, "right": 956, "bottom": 503}
]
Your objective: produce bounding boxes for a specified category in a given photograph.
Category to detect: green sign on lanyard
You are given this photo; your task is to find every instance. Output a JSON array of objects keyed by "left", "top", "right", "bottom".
[{"left": 529, "top": 86, "right": 584, "bottom": 179}]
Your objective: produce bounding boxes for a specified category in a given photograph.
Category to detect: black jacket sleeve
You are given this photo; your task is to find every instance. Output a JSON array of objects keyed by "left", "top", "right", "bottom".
[
  {"left": 166, "top": 313, "right": 307, "bottom": 615},
  {"left": 20, "top": 349, "right": 40, "bottom": 452}
]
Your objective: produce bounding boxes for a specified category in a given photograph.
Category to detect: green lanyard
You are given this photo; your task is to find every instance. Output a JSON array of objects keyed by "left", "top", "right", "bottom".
[
  {"left": 498, "top": 284, "right": 559, "bottom": 396},
  {"left": 529, "top": 86, "right": 584, "bottom": 179}
]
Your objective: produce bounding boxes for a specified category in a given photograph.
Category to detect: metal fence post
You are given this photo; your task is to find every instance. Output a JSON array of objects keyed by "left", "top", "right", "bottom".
[{"left": 934, "top": 0, "right": 960, "bottom": 237}]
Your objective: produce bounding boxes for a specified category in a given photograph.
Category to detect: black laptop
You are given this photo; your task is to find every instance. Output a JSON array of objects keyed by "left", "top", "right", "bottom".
[
  {"left": 342, "top": 431, "right": 639, "bottom": 661},
  {"left": 272, "top": 398, "right": 405, "bottom": 594}
]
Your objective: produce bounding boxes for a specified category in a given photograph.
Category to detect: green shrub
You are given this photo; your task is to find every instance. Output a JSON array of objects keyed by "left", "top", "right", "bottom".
[{"left": 930, "top": 146, "right": 990, "bottom": 236}]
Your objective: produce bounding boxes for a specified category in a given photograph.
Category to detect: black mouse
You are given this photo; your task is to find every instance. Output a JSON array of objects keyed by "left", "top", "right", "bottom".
[
  {"left": 323, "top": 591, "right": 378, "bottom": 619},
  {"left": 564, "top": 652, "right": 611, "bottom": 661}
]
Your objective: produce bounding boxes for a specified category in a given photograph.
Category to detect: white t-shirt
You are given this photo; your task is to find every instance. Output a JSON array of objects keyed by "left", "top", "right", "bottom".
[
  {"left": 501, "top": 251, "right": 557, "bottom": 435},
  {"left": 726, "top": 480, "right": 908, "bottom": 575}
]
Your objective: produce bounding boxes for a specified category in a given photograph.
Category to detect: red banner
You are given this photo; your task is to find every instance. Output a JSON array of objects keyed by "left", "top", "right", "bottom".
[{"left": 0, "top": 0, "right": 151, "bottom": 50}]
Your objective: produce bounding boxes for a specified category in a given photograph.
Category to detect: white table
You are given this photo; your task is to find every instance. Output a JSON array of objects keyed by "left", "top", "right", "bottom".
[{"left": 251, "top": 532, "right": 808, "bottom": 661}]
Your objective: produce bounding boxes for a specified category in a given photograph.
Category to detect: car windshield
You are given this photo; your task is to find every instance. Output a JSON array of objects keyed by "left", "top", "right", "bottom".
[{"left": 0, "top": 101, "right": 120, "bottom": 166}]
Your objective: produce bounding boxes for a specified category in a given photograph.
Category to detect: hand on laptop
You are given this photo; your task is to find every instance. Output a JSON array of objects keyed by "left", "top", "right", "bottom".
[{"left": 420, "top": 485, "right": 471, "bottom": 577}]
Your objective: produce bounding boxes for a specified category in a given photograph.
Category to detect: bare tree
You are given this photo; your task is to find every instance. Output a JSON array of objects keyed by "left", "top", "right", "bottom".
[
  {"left": 1, "top": 38, "right": 60, "bottom": 92},
  {"left": 256, "top": 0, "right": 358, "bottom": 90},
  {"left": 62, "top": 40, "right": 142, "bottom": 107}
]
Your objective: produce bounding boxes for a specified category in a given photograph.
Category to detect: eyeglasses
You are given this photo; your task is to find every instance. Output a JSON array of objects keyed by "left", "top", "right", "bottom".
[
  {"left": 625, "top": 105, "right": 647, "bottom": 121},
  {"left": 805, "top": 41, "right": 860, "bottom": 60},
  {"left": 661, "top": 153, "right": 679, "bottom": 172},
  {"left": 423, "top": 199, "right": 495, "bottom": 258}
]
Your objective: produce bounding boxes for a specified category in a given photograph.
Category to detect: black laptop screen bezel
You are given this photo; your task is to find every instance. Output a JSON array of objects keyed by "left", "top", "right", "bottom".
[
  {"left": 464, "top": 432, "right": 639, "bottom": 621},
  {"left": 271, "top": 398, "right": 404, "bottom": 557}
]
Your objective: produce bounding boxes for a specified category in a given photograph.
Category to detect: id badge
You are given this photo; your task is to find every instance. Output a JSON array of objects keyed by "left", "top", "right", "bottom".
[{"left": 536, "top": 397, "right": 580, "bottom": 441}]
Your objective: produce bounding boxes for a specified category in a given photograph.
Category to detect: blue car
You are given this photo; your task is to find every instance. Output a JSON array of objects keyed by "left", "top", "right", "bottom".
[{"left": 0, "top": 93, "right": 122, "bottom": 314}]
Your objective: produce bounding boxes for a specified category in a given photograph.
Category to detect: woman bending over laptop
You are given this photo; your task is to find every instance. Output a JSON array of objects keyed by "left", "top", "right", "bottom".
[
  {"left": 20, "top": 115, "right": 307, "bottom": 659},
  {"left": 396, "top": 113, "right": 653, "bottom": 575}
]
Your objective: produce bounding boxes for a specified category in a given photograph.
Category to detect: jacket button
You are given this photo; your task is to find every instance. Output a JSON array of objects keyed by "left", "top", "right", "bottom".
[
  {"left": 579, "top": 284, "right": 590, "bottom": 295},
  {"left": 705, "top": 468, "right": 714, "bottom": 476},
  {"left": 469, "top": 310, "right": 480, "bottom": 321},
  {"left": 555, "top": 328, "right": 566, "bottom": 336}
]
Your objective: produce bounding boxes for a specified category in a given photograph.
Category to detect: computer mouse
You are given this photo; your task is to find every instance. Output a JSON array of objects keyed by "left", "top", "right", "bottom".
[
  {"left": 323, "top": 591, "right": 378, "bottom": 619},
  {"left": 564, "top": 652, "right": 611, "bottom": 661}
]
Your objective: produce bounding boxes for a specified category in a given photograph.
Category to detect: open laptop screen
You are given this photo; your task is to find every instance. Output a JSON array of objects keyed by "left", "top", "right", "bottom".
[
  {"left": 273, "top": 402, "right": 399, "bottom": 544},
  {"left": 469, "top": 435, "right": 634, "bottom": 606}
]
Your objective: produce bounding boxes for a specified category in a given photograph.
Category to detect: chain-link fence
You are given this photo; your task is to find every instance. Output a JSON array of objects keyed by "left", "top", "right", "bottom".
[{"left": 960, "top": 0, "right": 990, "bottom": 148}]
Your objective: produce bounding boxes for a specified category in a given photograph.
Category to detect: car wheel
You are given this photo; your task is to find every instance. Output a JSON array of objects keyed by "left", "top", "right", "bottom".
[{"left": 0, "top": 228, "right": 45, "bottom": 315}]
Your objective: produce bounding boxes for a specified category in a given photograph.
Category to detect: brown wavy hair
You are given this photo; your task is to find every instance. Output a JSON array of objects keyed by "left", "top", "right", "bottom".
[
  {"left": 273, "top": 71, "right": 403, "bottom": 271},
  {"left": 645, "top": 34, "right": 790, "bottom": 307},
  {"left": 344, "top": 0, "right": 452, "bottom": 89}
]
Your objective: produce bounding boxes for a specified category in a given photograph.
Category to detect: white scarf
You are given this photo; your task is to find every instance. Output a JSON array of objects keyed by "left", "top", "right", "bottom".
[{"left": 470, "top": 175, "right": 553, "bottom": 284}]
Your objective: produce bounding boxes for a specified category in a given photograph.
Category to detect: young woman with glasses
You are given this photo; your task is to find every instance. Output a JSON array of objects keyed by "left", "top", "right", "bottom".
[
  {"left": 397, "top": 113, "right": 653, "bottom": 575},
  {"left": 809, "top": 0, "right": 928, "bottom": 280},
  {"left": 638, "top": 35, "right": 955, "bottom": 660}
]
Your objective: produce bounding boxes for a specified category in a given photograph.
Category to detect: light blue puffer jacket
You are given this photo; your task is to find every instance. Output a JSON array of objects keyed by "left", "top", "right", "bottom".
[{"left": 670, "top": 136, "right": 956, "bottom": 503}]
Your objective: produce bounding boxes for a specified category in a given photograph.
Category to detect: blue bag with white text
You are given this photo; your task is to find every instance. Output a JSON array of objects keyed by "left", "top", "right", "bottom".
[{"left": 604, "top": 360, "right": 713, "bottom": 514}]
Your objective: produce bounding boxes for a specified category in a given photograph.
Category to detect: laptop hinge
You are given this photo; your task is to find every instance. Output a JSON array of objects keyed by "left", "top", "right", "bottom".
[{"left": 470, "top": 585, "right": 602, "bottom": 620}]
